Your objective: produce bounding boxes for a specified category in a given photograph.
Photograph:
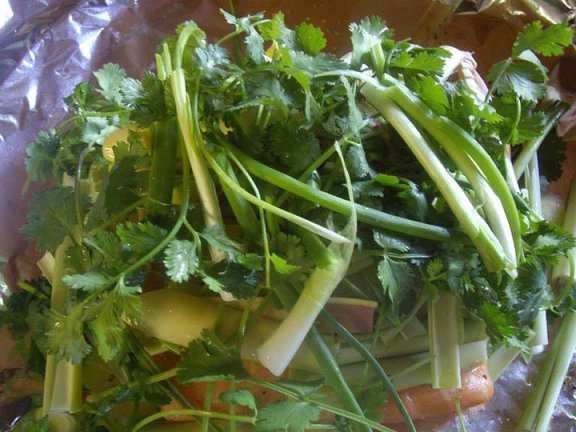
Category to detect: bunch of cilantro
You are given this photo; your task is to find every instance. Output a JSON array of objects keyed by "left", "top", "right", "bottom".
[{"left": 2, "top": 9, "right": 575, "bottom": 432}]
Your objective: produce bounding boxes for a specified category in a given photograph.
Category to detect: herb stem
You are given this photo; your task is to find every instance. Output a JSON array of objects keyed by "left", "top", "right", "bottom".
[
  {"left": 226, "top": 145, "right": 451, "bottom": 241},
  {"left": 132, "top": 409, "right": 255, "bottom": 432}
]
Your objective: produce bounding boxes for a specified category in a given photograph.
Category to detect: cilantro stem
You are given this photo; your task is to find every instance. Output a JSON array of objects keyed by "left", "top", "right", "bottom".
[
  {"left": 216, "top": 20, "right": 270, "bottom": 46},
  {"left": 86, "top": 368, "right": 179, "bottom": 405},
  {"left": 131, "top": 409, "right": 255, "bottom": 432},
  {"left": 246, "top": 378, "right": 396, "bottom": 432},
  {"left": 171, "top": 70, "right": 226, "bottom": 262},
  {"left": 109, "top": 138, "right": 191, "bottom": 287},
  {"left": 483, "top": 58, "right": 512, "bottom": 103},
  {"left": 55, "top": 111, "right": 124, "bottom": 136},
  {"left": 74, "top": 145, "right": 92, "bottom": 239},
  {"left": 225, "top": 148, "right": 273, "bottom": 293},
  {"left": 202, "top": 382, "right": 215, "bottom": 432},
  {"left": 215, "top": 151, "right": 260, "bottom": 239},
  {"left": 86, "top": 197, "right": 146, "bottom": 236},
  {"left": 226, "top": 145, "right": 451, "bottom": 241},
  {"left": 319, "top": 309, "right": 417, "bottom": 432}
]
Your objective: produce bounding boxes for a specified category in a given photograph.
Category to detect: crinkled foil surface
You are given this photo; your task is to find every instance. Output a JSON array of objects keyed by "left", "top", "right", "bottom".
[{"left": 1, "top": 1, "right": 576, "bottom": 431}]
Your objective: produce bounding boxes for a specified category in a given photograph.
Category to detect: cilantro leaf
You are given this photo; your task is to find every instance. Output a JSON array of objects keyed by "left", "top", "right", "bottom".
[
  {"left": 84, "top": 230, "right": 125, "bottom": 271},
  {"left": 88, "top": 292, "right": 125, "bottom": 362},
  {"left": 487, "top": 52, "right": 547, "bottom": 102},
  {"left": 63, "top": 271, "right": 110, "bottom": 291},
  {"left": 113, "top": 277, "right": 143, "bottom": 325},
  {"left": 205, "top": 261, "right": 259, "bottom": 299},
  {"left": 45, "top": 304, "right": 91, "bottom": 363},
  {"left": 93, "top": 63, "right": 127, "bottom": 104},
  {"left": 201, "top": 225, "right": 242, "bottom": 259},
  {"left": 512, "top": 21, "right": 574, "bottom": 57},
  {"left": 246, "top": 28, "right": 266, "bottom": 64},
  {"left": 202, "top": 274, "right": 224, "bottom": 294},
  {"left": 350, "top": 16, "right": 394, "bottom": 68},
  {"left": 270, "top": 253, "right": 300, "bottom": 274},
  {"left": 176, "top": 330, "right": 246, "bottom": 383},
  {"left": 525, "top": 220, "right": 576, "bottom": 264},
  {"left": 116, "top": 221, "right": 167, "bottom": 254},
  {"left": 268, "top": 120, "right": 320, "bottom": 175},
  {"left": 121, "top": 72, "right": 170, "bottom": 126},
  {"left": 377, "top": 256, "right": 413, "bottom": 304},
  {"left": 103, "top": 140, "right": 148, "bottom": 214},
  {"left": 415, "top": 76, "right": 449, "bottom": 115},
  {"left": 295, "top": 23, "right": 326, "bottom": 55},
  {"left": 20, "top": 187, "right": 89, "bottom": 252},
  {"left": 219, "top": 388, "right": 257, "bottom": 412},
  {"left": 373, "top": 231, "right": 410, "bottom": 252},
  {"left": 256, "top": 400, "right": 321, "bottom": 431},
  {"left": 24, "top": 131, "right": 61, "bottom": 187},
  {"left": 81, "top": 116, "right": 119, "bottom": 145},
  {"left": 163, "top": 239, "right": 200, "bottom": 283},
  {"left": 390, "top": 46, "right": 450, "bottom": 75}
]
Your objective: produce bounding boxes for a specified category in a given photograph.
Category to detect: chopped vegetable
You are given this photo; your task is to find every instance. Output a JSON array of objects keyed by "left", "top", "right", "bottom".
[{"left": 1, "top": 8, "right": 575, "bottom": 432}]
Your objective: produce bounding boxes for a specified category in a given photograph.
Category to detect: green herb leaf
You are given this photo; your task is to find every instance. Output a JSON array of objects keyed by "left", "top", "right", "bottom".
[
  {"left": 487, "top": 53, "right": 547, "bottom": 102},
  {"left": 176, "top": 330, "right": 246, "bottom": 383},
  {"left": 63, "top": 271, "right": 110, "bottom": 291},
  {"left": 377, "top": 256, "right": 413, "bottom": 304},
  {"left": 295, "top": 22, "right": 327, "bottom": 55},
  {"left": 21, "top": 187, "right": 88, "bottom": 252},
  {"left": 256, "top": 400, "right": 321, "bottom": 431},
  {"left": 219, "top": 388, "right": 257, "bottom": 412},
  {"left": 205, "top": 261, "right": 259, "bottom": 299},
  {"left": 24, "top": 131, "right": 61, "bottom": 186},
  {"left": 270, "top": 253, "right": 300, "bottom": 274},
  {"left": 46, "top": 304, "right": 91, "bottom": 363},
  {"left": 163, "top": 239, "right": 200, "bottom": 282},
  {"left": 93, "top": 63, "right": 127, "bottom": 104},
  {"left": 512, "top": 21, "right": 574, "bottom": 57},
  {"left": 116, "top": 221, "right": 167, "bottom": 254}
]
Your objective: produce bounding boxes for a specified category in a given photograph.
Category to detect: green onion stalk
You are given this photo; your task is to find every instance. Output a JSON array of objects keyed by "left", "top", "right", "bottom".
[{"left": 516, "top": 175, "right": 576, "bottom": 432}]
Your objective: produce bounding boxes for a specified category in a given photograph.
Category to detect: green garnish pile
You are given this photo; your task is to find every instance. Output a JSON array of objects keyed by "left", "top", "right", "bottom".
[{"left": 2, "top": 10, "right": 576, "bottom": 432}]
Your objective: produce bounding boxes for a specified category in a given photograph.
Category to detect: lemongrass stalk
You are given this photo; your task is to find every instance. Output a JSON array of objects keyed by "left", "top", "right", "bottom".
[
  {"left": 526, "top": 154, "right": 548, "bottom": 352},
  {"left": 363, "top": 79, "right": 523, "bottom": 264},
  {"left": 341, "top": 340, "right": 487, "bottom": 392},
  {"left": 488, "top": 344, "right": 521, "bottom": 382},
  {"left": 429, "top": 291, "right": 462, "bottom": 389},
  {"left": 257, "top": 142, "right": 357, "bottom": 376},
  {"left": 373, "top": 97, "right": 511, "bottom": 272},
  {"left": 37, "top": 252, "right": 56, "bottom": 285},
  {"left": 204, "top": 150, "right": 350, "bottom": 244},
  {"left": 269, "top": 264, "right": 371, "bottom": 431},
  {"left": 42, "top": 238, "right": 82, "bottom": 431},
  {"left": 225, "top": 145, "right": 451, "bottom": 241},
  {"left": 517, "top": 176, "right": 576, "bottom": 432}
]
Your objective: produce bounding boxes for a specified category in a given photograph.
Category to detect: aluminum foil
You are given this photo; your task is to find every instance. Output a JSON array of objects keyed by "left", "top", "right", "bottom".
[{"left": 0, "top": 1, "right": 575, "bottom": 431}]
